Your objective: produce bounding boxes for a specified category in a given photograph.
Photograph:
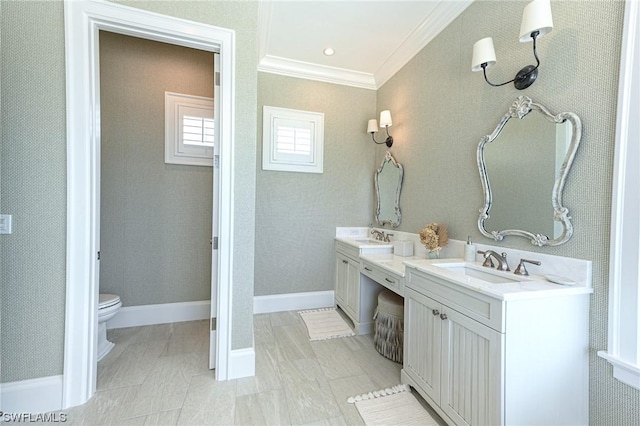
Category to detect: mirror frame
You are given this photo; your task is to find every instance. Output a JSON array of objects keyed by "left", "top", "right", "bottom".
[
  {"left": 477, "top": 96, "right": 582, "bottom": 246},
  {"left": 375, "top": 151, "right": 403, "bottom": 228}
]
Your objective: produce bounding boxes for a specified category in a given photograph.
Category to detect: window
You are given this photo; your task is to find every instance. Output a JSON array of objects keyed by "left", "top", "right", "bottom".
[
  {"left": 165, "top": 92, "right": 214, "bottom": 166},
  {"left": 262, "top": 106, "right": 324, "bottom": 173}
]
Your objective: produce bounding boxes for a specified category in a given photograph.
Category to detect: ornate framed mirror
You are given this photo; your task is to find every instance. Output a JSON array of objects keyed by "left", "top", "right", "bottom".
[
  {"left": 375, "top": 151, "right": 403, "bottom": 228},
  {"left": 477, "top": 96, "right": 582, "bottom": 246}
]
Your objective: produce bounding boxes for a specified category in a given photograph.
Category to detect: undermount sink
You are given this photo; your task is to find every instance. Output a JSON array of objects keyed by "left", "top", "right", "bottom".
[
  {"left": 434, "top": 264, "right": 523, "bottom": 284},
  {"left": 351, "top": 238, "right": 389, "bottom": 245}
]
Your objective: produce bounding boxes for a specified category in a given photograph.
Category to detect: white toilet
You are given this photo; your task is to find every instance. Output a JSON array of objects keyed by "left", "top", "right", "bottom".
[{"left": 97, "top": 293, "right": 122, "bottom": 362}]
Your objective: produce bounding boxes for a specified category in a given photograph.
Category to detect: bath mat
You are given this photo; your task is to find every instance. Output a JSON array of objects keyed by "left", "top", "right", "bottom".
[
  {"left": 347, "top": 384, "right": 439, "bottom": 425},
  {"left": 298, "top": 308, "right": 355, "bottom": 341}
]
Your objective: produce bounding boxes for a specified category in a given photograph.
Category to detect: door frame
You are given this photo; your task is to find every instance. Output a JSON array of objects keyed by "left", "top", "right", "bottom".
[{"left": 63, "top": 0, "right": 236, "bottom": 408}]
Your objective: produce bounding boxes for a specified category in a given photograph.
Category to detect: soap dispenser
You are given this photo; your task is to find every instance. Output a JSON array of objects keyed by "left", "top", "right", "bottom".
[{"left": 464, "top": 236, "right": 476, "bottom": 262}]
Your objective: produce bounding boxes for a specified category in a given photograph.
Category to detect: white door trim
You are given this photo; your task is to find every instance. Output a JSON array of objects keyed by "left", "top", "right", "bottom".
[{"left": 63, "top": 0, "right": 236, "bottom": 408}]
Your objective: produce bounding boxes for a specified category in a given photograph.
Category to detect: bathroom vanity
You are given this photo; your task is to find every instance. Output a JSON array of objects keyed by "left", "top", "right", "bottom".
[
  {"left": 334, "top": 237, "right": 402, "bottom": 334},
  {"left": 402, "top": 259, "right": 591, "bottom": 426},
  {"left": 334, "top": 228, "right": 592, "bottom": 426}
]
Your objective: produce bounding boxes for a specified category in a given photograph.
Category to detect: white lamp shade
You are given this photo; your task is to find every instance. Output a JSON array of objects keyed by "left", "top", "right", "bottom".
[
  {"left": 471, "top": 37, "right": 497, "bottom": 72},
  {"left": 379, "top": 110, "right": 392, "bottom": 127},
  {"left": 519, "top": 0, "right": 553, "bottom": 42},
  {"left": 367, "top": 119, "right": 378, "bottom": 133}
]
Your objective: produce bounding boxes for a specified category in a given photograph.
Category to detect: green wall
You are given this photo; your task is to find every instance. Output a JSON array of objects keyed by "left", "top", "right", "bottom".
[
  {"left": 0, "top": 0, "right": 257, "bottom": 383},
  {"left": 255, "top": 73, "right": 376, "bottom": 297},
  {"left": 99, "top": 31, "right": 214, "bottom": 307},
  {"left": 376, "top": 1, "right": 638, "bottom": 424}
]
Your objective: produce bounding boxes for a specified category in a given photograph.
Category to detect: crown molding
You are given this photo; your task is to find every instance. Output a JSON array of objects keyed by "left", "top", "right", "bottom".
[
  {"left": 258, "top": 55, "right": 377, "bottom": 90},
  {"left": 257, "top": 0, "right": 472, "bottom": 90},
  {"left": 374, "top": 0, "right": 474, "bottom": 87}
]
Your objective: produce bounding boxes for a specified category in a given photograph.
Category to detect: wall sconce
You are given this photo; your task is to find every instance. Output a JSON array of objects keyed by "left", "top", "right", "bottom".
[
  {"left": 471, "top": 0, "right": 553, "bottom": 90},
  {"left": 367, "top": 110, "right": 394, "bottom": 147}
]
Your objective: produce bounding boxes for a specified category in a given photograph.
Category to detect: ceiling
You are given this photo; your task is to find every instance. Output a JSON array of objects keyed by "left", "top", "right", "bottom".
[{"left": 258, "top": 0, "right": 473, "bottom": 90}]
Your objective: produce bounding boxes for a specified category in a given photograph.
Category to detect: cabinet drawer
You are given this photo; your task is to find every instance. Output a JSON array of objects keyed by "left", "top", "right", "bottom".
[
  {"left": 335, "top": 241, "right": 360, "bottom": 261},
  {"left": 407, "top": 269, "right": 505, "bottom": 332},
  {"left": 361, "top": 261, "right": 404, "bottom": 296}
]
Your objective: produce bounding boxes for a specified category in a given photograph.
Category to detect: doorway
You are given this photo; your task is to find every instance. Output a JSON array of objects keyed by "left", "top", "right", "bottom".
[
  {"left": 63, "top": 0, "right": 235, "bottom": 409},
  {"left": 97, "top": 29, "right": 217, "bottom": 369}
]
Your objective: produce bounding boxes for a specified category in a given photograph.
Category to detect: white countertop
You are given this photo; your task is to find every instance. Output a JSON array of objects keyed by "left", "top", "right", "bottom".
[
  {"left": 403, "top": 258, "right": 594, "bottom": 301},
  {"left": 335, "top": 236, "right": 393, "bottom": 249},
  {"left": 359, "top": 253, "right": 422, "bottom": 278}
]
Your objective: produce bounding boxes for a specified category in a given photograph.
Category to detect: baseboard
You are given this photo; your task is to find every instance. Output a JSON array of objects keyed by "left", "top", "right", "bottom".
[
  {"left": 253, "top": 290, "right": 334, "bottom": 314},
  {"left": 228, "top": 347, "right": 255, "bottom": 379},
  {"left": 107, "top": 300, "right": 211, "bottom": 329},
  {"left": 0, "top": 375, "right": 63, "bottom": 413},
  {"left": 108, "top": 291, "right": 335, "bottom": 329}
]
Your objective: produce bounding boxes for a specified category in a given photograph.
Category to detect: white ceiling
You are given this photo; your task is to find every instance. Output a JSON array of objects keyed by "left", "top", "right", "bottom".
[{"left": 258, "top": 0, "right": 473, "bottom": 90}]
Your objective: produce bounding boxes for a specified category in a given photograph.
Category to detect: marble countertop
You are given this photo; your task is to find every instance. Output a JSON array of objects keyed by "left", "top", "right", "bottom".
[
  {"left": 403, "top": 258, "right": 594, "bottom": 301},
  {"left": 359, "top": 253, "right": 422, "bottom": 278}
]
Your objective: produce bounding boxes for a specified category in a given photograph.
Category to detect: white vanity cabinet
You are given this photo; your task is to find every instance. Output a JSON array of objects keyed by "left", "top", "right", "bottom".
[
  {"left": 334, "top": 240, "right": 392, "bottom": 334},
  {"left": 402, "top": 265, "right": 590, "bottom": 426},
  {"left": 334, "top": 250, "right": 360, "bottom": 320}
]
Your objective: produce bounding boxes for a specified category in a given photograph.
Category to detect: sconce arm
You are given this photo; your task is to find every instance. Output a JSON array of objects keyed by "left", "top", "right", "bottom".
[
  {"left": 370, "top": 127, "right": 394, "bottom": 148},
  {"left": 481, "top": 31, "right": 542, "bottom": 90}
]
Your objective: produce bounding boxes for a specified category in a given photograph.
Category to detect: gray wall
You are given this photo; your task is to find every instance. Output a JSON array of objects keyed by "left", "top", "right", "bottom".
[
  {"left": 1, "top": 1, "right": 67, "bottom": 383},
  {"left": 255, "top": 73, "right": 376, "bottom": 296},
  {"left": 99, "top": 31, "right": 213, "bottom": 306},
  {"left": 376, "top": 0, "right": 638, "bottom": 424},
  {"left": 0, "top": 0, "right": 257, "bottom": 383}
]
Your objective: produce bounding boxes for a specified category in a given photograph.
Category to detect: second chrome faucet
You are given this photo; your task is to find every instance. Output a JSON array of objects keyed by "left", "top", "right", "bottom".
[{"left": 477, "top": 250, "right": 510, "bottom": 271}]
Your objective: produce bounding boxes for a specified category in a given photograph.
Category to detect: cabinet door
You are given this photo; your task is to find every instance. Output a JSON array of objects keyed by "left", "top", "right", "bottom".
[
  {"left": 403, "top": 288, "right": 442, "bottom": 403},
  {"left": 344, "top": 257, "right": 360, "bottom": 318},
  {"left": 440, "top": 307, "right": 503, "bottom": 426},
  {"left": 334, "top": 254, "right": 348, "bottom": 305}
]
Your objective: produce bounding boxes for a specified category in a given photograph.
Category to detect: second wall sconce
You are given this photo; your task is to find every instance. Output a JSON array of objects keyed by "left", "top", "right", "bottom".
[
  {"left": 367, "top": 110, "right": 394, "bottom": 147},
  {"left": 471, "top": 0, "right": 553, "bottom": 90}
]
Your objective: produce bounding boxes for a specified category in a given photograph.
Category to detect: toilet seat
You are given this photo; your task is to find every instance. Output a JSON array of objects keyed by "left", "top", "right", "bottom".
[{"left": 99, "top": 293, "right": 121, "bottom": 311}]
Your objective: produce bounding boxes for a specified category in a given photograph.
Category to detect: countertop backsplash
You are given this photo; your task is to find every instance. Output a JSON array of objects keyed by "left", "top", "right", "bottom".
[{"left": 336, "top": 227, "right": 592, "bottom": 289}]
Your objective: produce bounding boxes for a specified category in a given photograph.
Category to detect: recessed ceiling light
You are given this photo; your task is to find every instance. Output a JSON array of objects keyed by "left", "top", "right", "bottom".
[{"left": 323, "top": 48, "right": 335, "bottom": 56}]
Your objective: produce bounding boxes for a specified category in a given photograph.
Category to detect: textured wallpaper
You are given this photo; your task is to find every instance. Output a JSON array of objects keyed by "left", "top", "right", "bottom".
[
  {"left": 99, "top": 31, "right": 213, "bottom": 307},
  {"left": 255, "top": 73, "right": 376, "bottom": 297},
  {"left": 0, "top": 0, "right": 258, "bottom": 382},
  {"left": 1, "top": 1, "right": 67, "bottom": 383},
  {"left": 377, "top": 1, "right": 638, "bottom": 424}
]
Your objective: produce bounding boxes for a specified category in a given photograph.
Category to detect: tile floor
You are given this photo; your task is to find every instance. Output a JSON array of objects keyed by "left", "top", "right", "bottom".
[{"left": 61, "top": 309, "right": 445, "bottom": 425}]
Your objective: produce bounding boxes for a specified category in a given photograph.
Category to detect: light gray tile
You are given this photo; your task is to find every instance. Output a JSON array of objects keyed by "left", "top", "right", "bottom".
[
  {"left": 236, "top": 376, "right": 259, "bottom": 397},
  {"left": 97, "top": 339, "right": 169, "bottom": 390},
  {"left": 273, "top": 324, "right": 315, "bottom": 363},
  {"left": 177, "top": 372, "right": 236, "bottom": 425},
  {"left": 327, "top": 374, "right": 378, "bottom": 426},
  {"left": 310, "top": 338, "right": 366, "bottom": 380},
  {"left": 284, "top": 378, "right": 342, "bottom": 425},
  {"left": 119, "top": 409, "right": 181, "bottom": 425},
  {"left": 117, "top": 355, "right": 191, "bottom": 419},
  {"left": 297, "top": 415, "right": 350, "bottom": 426},
  {"left": 269, "top": 310, "right": 302, "bottom": 327},
  {"left": 253, "top": 343, "right": 283, "bottom": 393},
  {"left": 256, "top": 389, "right": 291, "bottom": 426},
  {"left": 234, "top": 393, "right": 266, "bottom": 425}
]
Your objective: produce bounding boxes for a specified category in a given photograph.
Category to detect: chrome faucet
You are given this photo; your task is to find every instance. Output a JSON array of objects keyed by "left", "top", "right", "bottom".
[
  {"left": 478, "top": 250, "right": 510, "bottom": 271},
  {"left": 370, "top": 229, "right": 385, "bottom": 241},
  {"left": 370, "top": 229, "right": 393, "bottom": 242}
]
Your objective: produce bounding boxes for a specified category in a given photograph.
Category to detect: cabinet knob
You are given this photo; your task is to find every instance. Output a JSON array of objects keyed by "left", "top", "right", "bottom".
[
  {"left": 342, "top": 260, "right": 348, "bottom": 264},
  {"left": 432, "top": 309, "right": 439, "bottom": 316},
  {"left": 440, "top": 313, "right": 448, "bottom": 320}
]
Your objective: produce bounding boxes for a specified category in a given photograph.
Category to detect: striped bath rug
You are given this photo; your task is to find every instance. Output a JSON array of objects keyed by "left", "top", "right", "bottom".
[
  {"left": 348, "top": 384, "right": 440, "bottom": 425},
  {"left": 298, "top": 308, "right": 355, "bottom": 341}
]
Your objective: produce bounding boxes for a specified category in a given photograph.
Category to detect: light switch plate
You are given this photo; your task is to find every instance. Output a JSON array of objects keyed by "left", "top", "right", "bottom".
[{"left": 0, "top": 214, "right": 12, "bottom": 234}]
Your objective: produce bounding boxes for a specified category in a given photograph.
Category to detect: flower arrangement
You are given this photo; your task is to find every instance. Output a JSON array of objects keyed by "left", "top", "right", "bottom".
[{"left": 419, "top": 223, "right": 449, "bottom": 258}]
